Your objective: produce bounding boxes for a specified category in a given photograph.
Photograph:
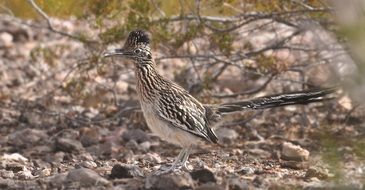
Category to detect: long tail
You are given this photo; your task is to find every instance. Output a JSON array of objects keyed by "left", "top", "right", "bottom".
[{"left": 217, "top": 87, "right": 336, "bottom": 114}]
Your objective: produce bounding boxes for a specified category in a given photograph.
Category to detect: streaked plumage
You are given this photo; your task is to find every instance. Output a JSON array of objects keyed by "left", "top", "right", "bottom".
[{"left": 103, "top": 29, "right": 335, "bottom": 174}]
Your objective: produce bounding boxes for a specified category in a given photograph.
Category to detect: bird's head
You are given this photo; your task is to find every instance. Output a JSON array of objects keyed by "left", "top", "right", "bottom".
[{"left": 103, "top": 30, "right": 152, "bottom": 62}]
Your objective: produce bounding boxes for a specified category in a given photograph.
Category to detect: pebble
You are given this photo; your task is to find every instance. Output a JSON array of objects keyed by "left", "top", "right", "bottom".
[
  {"left": 5, "top": 162, "right": 24, "bottom": 173},
  {"left": 49, "top": 173, "right": 68, "bottom": 187},
  {"left": 0, "top": 32, "right": 13, "bottom": 47},
  {"left": 122, "top": 129, "right": 150, "bottom": 143},
  {"left": 55, "top": 138, "right": 85, "bottom": 153},
  {"left": 281, "top": 161, "right": 309, "bottom": 170},
  {"left": 17, "top": 167, "right": 34, "bottom": 179},
  {"left": 138, "top": 153, "right": 162, "bottom": 164},
  {"left": 81, "top": 161, "right": 97, "bottom": 169},
  {"left": 227, "top": 177, "right": 251, "bottom": 190},
  {"left": 238, "top": 166, "right": 255, "bottom": 175},
  {"left": 8, "top": 129, "right": 47, "bottom": 148},
  {"left": 35, "top": 167, "right": 52, "bottom": 177},
  {"left": 282, "top": 142, "right": 310, "bottom": 161},
  {"left": 190, "top": 168, "right": 217, "bottom": 183},
  {"left": 305, "top": 166, "right": 331, "bottom": 180},
  {"left": 1, "top": 153, "right": 28, "bottom": 163},
  {"left": 196, "top": 182, "right": 225, "bottom": 190},
  {"left": 215, "top": 127, "right": 238, "bottom": 144},
  {"left": 145, "top": 173, "right": 194, "bottom": 190},
  {"left": 0, "top": 170, "right": 14, "bottom": 178},
  {"left": 66, "top": 168, "right": 109, "bottom": 186},
  {"left": 110, "top": 164, "right": 144, "bottom": 178},
  {"left": 80, "top": 127, "right": 100, "bottom": 147}
]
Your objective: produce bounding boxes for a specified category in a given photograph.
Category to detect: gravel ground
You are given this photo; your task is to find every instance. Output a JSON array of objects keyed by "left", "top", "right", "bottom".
[{"left": 0, "top": 16, "right": 364, "bottom": 190}]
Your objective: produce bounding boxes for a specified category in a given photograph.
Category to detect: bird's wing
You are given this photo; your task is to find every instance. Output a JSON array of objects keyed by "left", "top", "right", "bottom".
[{"left": 155, "top": 88, "right": 218, "bottom": 143}]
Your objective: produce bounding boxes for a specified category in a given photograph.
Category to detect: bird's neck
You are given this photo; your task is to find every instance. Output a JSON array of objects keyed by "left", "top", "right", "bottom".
[{"left": 134, "top": 60, "right": 164, "bottom": 101}]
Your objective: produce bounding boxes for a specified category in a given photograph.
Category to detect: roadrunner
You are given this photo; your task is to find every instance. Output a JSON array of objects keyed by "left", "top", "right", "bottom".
[{"left": 103, "top": 30, "right": 335, "bottom": 174}]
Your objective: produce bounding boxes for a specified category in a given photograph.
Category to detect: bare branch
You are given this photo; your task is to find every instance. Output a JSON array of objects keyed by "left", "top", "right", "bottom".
[
  {"left": 150, "top": 0, "right": 165, "bottom": 17},
  {"left": 27, "top": 0, "right": 97, "bottom": 44},
  {"left": 212, "top": 74, "right": 275, "bottom": 98}
]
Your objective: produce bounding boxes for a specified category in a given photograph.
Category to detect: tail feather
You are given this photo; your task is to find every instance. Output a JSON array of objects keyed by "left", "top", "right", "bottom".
[{"left": 217, "top": 87, "right": 336, "bottom": 114}]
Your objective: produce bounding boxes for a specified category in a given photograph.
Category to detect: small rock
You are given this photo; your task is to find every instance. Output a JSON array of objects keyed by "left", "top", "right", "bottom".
[
  {"left": 248, "top": 148, "right": 271, "bottom": 158},
  {"left": 55, "top": 138, "right": 84, "bottom": 153},
  {"left": 8, "top": 129, "right": 47, "bottom": 148},
  {"left": 238, "top": 166, "right": 255, "bottom": 175},
  {"left": 5, "top": 162, "right": 24, "bottom": 173},
  {"left": 49, "top": 151, "right": 65, "bottom": 163},
  {"left": 253, "top": 176, "right": 264, "bottom": 187},
  {"left": 305, "top": 166, "right": 331, "bottom": 180},
  {"left": 126, "top": 139, "right": 140, "bottom": 150},
  {"left": 122, "top": 129, "right": 150, "bottom": 143},
  {"left": 36, "top": 168, "right": 52, "bottom": 177},
  {"left": 0, "top": 32, "right": 13, "bottom": 47},
  {"left": 1, "top": 153, "right": 28, "bottom": 163},
  {"left": 0, "top": 170, "right": 14, "bottom": 179},
  {"left": 227, "top": 177, "right": 250, "bottom": 190},
  {"left": 139, "top": 141, "right": 151, "bottom": 151},
  {"left": 66, "top": 168, "right": 109, "bottom": 187},
  {"left": 79, "top": 152, "right": 94, "bottom": 161},
  {"left": 48, "top": 173, "right": 67, "bottom": 187},
  {"left": 86, "top": 141, "right": 114, "bottom": 157},
  {"left": 80, "top": 127, "right": 100, "bottom": 147},
  {"left": 110, "top": 164, "right": 143, "bottom": 178},
  {"left": 282, "top": 142, "right": 309, "bottom": 161},
  {"left": 190, "top": 168, "right": 217, "bottom": 183},
  {"left": 17, "top": 168, "right": 34, "bottom": 179},
  {"left": 215, "top": 128, "right": 238, "bottom": 144},
  {"left": 81, "top": 161, "right": 97, "bottom": 169},
  {"left": 145, "top": 173, "right": 194, "bottom": 190},
  {"left": 196, "top": 182, "right": 225, "bottom": 190},
  {"left": 281, "top": 161, "right": 309, "bottom": 170},
  {"left": 138, "top": 153, "right": 162, "bottom": 164}
]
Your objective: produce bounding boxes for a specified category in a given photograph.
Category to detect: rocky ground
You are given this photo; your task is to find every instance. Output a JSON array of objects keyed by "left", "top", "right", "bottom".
[{"left": 0, "top": 16, "right": 365, "bottom": 190}]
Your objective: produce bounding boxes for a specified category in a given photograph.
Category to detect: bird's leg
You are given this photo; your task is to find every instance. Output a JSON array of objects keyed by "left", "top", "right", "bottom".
[
  {"left": 154, "top": 148, "right": 187, "bottom": 175},
  {"left": 169, "top": 147, "right": 187, "bottom": 171},
  {"left": 180, "top": 146, "right": 192, "bottom": 171}
]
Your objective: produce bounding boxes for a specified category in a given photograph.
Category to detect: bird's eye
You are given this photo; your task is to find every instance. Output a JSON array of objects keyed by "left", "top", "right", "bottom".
[{"left": 134, "top": 49, "right": 141, "bottom": 54}]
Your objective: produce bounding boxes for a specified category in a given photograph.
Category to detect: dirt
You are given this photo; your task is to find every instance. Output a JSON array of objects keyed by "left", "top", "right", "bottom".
[{"left": 0, "top": 15, "right": 365, "bottom": 190}]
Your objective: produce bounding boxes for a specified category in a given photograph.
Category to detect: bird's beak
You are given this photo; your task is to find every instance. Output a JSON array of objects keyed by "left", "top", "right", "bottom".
[{"left": 103, "top": 48, "right": 125, "bottom": 57}]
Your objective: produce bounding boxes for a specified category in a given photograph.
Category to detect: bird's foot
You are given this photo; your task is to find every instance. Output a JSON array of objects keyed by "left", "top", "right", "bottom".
[{"left": 153, "top": 162, "right": 191, "bottom": 175}]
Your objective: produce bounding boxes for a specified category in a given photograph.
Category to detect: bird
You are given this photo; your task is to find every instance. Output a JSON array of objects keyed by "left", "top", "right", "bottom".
[{"left": 103, "top": 29, "right": 335, "bottom": 174}]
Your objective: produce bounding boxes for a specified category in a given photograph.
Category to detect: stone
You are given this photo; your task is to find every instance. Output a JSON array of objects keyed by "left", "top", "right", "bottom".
[
  {"left": 196, "top": 182, "right": 225, "bottom": 190},
  {"left": 0, "top": 170, "right": 14, "bottom": 179},
  {"left": 8, "top": 129, "right": 47, "bottom": 148},
  {"left": 0, "top": 32, "right": 13, "bottom": 47},
  {"left": 5, "top": 162, "right": 24, "bottom": 173},
  {"left": 145, "top": 173, "right": 194, "bottom": 190},
  {"left": 17, "top": 167, "right": 34, "bottom": 180},
  {"left": 281, "top": 161, "right": 309, "bottom": 170},
  {"left": 138, "top": 153, "right": 162, "bottom": 165},
  {"left": 215, "top": 127, "right": 238, "bottom": 144},
  {"left": 37, "top": 168, "right": 52, "bottom": 177},
  {"left": 80, "top": 127, "right": 100, "bottom": 147},
  {"left": 48, "top": 173, "right": 67, "bottom": 187},
  {"left": 190, "top": 168, "right": 217, "bottom": 183},
  {"left": 282, "top": 142, "right": 310, "bottom": 161},
  {"left": 1, "top": 153, "right": 28, "bottom": 163},
  {"left": 80, "top": 161, "right": 97, "bottom": 169},
  {"left": 55, "top": 138, "right": 84, "bottom": 153},
  {"left": 139, "top": 141, "right": 151, "bottom": 151},
  {"left": 122, "top": 129, "right": 150, "bottom": 143},
  {"left": 237, "top": 166, "right": 255, "bottom": 175},
  {"left": 305, "top": 166, "right": 332, "bottom": 180},
  {"left": 66, "top": 168, "right": 109, "bottom": 187},
  {"left": 110, "top": 164, "right": 144, "bottom": 178},
  {"left": 227, "top": 177, "right": 250, "bottom": 190}
]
